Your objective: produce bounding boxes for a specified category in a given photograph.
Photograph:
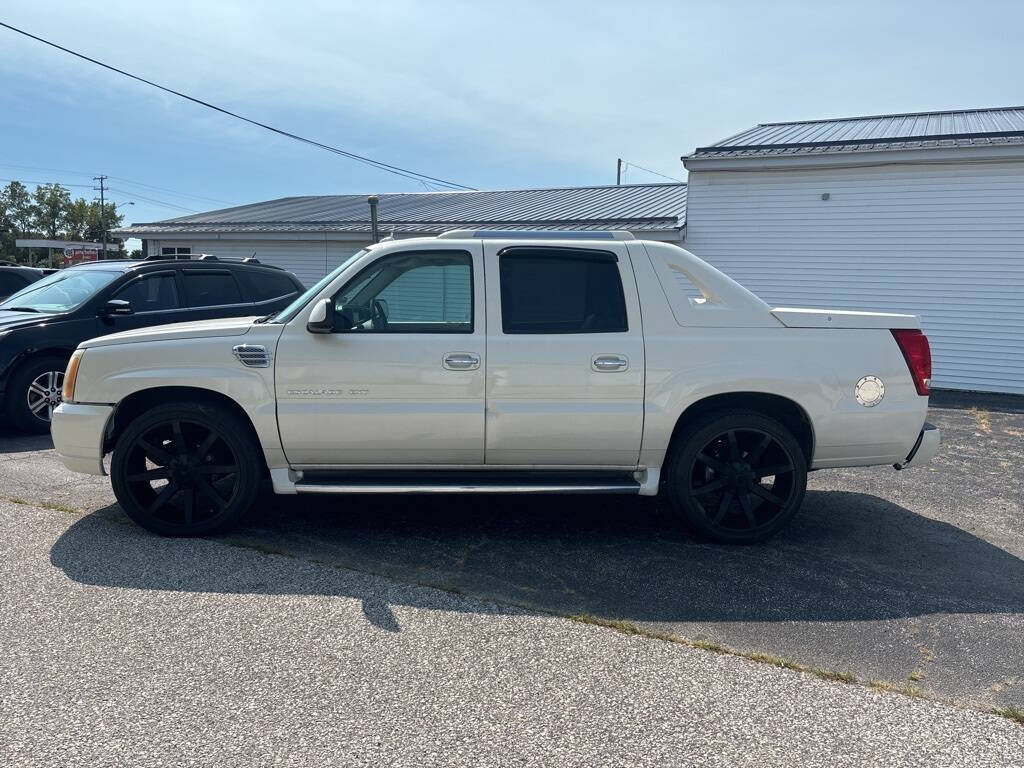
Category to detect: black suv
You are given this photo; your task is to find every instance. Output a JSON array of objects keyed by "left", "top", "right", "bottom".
[
  {"left": 0, "top": 256, "right": 303, "bottom": 432},
  {"left": 0, "top": 263, "right": 50, "bottom": 301}
]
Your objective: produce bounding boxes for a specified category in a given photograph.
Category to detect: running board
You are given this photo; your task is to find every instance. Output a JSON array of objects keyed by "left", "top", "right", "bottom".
[
  {"left": 290, "top": 468, "right": 638, "bottom": 499},
  {"left": 292, "top": 483, "right": 638, "bottom": 495}
]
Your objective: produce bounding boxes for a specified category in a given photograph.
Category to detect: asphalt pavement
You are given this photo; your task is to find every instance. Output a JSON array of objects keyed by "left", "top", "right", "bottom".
[{"left": 1, "top": 401, "right": 1022, "bottom": 765}]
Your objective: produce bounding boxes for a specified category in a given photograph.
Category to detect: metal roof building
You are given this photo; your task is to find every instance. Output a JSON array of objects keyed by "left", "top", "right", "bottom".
[
  {"left": 113, "top": 183, "right": 687, "bottom": 287},
  {"left": 116, "top": 183, "right": 687, "bottom": 237},
  {"left": 689, "top": 106, "right": 1024, "bottom": 160},
  {"left": 682, "top": 105, "right": 1024, "bottom": 394}
]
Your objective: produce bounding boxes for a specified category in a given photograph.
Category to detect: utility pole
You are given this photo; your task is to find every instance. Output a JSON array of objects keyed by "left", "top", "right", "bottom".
[
  {"left": 93, "top": 175, "right": 107, "bottom": 260},
  {"left": 616, "top": 158, "right": 622, "bottom": 185}
]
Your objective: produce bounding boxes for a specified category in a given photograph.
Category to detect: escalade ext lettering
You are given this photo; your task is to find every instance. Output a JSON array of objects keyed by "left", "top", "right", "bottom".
[{"left": 50, "top": 231, "right": 939, "bottom": 544}]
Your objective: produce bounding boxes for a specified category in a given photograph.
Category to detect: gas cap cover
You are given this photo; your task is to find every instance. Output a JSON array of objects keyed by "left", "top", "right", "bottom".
[{"left": 855, "top": 375, "right": 885, "bottom": 407}]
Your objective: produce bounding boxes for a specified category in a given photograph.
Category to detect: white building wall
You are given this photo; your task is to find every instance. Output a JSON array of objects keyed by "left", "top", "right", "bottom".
[
  {"left": 145, "top": 238, "right": 368, "bottom": 288},
  {"left": 683, "top": 161, "right": 1024, "bottom": 394}
]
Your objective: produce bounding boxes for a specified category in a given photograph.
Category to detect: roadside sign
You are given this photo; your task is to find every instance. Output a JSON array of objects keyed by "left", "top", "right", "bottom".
[{"left": 63, "top": 248, "right": 100, "bottom": 265}]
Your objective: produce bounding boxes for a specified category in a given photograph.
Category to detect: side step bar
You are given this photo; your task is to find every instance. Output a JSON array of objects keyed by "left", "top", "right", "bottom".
[{"left": 294, "top": 478, "right": 641, "bottom": 495}]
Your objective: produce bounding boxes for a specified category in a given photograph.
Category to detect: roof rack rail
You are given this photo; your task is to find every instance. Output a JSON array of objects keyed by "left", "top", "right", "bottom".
[
  {"left": 141, "top": 252, "right": 284, "bottom": 270},
  {"left": 437, "top": 229, "right": 635, "bottom": 241}
]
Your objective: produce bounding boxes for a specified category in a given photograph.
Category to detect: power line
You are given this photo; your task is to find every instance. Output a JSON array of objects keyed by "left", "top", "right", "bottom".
[
  {"left": 0, "top": 177, "right": 95, "bottom": 189},
  {"left": 0, "top": 21, "right": 476, "bottom": 191},
  {"left": 619, "top": 160, "right": 684, "bottom": 184},
  {"left": 0, "top": 162, "right": 234, "bottom": 205},
  {"left": 107, "top": 188, "right": 198, "bottom": 213},
  {"left": 0, "top": 177, "right": 198, "bottom": 213},
  {"left": 108, "top": 176, "right": 232, "bottom": 206}
]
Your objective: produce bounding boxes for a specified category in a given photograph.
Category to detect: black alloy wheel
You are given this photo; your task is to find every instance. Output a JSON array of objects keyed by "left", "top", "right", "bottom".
[
  {"left": 667, "top": 411, "right": 807, "bottom": 543},
  {"left": 111, "top": 402, "right": 262, "bottom": 536}
]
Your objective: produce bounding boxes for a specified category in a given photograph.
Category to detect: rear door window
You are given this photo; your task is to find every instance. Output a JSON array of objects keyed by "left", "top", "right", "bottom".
[
  {"left": 499, "top": 248, "right": 628, "bottom": 333},
  {"left": 112, "top": 272, "right": 180, "bottom": 312},
  {"left": 182, "top": 271, "right": 243, "bottom": 307}
]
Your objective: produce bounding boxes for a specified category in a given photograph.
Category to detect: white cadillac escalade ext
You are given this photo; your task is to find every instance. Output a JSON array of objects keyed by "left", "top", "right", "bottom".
[{"left": 51, "top": 231, "right": 939, "bottom": 543}]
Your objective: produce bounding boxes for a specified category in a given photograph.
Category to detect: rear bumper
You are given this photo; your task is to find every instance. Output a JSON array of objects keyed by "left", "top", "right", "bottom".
[
  {"left": 894, "top": 422, "right": 940, "bottom": 470},
  {"left": 51, "top": 402, "right": 114, "bottom": 476}
]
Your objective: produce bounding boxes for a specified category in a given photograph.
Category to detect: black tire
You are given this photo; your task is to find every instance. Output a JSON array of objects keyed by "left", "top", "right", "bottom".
[
  {"left": 665, "top": 411, "right": 808, "bottom": 544},
  {"left": 5, "top": 354, "right": 69, "bottom": 434},
  {"left": 110, "top": 401, "right": 263, "bottom": 537}
]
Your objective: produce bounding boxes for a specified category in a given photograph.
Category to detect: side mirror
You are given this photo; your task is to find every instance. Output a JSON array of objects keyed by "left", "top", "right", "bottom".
[
  {"left": 306, "top": 298, "right": 334, "bottom": 334},
  {"left": 100, "top": 299, "right": 134, "bottom": 317}
]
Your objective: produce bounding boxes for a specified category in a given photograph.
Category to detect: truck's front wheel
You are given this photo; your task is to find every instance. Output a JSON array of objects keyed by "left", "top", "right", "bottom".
[
  {"left": 110, "top": 402, "right": 263, "bottom": 537},
  {"left": 665, "top": 411, "right": 807, "bottom": 544}
]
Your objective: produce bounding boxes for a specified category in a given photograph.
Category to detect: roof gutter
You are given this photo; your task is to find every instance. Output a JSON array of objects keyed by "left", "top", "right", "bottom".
[{"left": 682, "top": 142, "right": 1024, "bottom": 172}]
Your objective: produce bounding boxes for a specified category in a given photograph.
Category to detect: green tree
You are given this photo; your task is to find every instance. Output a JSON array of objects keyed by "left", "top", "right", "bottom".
[
  {"left": 32, "top": 183, "right": 73, "bottom": 240},
  {"left": 1, "top": 182, "right": 34, "bottom": 262},
  {"left": 65, "top": 198, "right": 92, "bottom": 240}
]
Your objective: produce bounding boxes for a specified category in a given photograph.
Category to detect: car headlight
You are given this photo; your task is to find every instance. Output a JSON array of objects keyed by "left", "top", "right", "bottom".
[{"left": 62, "top": 349, "right": 84, "bottom": 403}]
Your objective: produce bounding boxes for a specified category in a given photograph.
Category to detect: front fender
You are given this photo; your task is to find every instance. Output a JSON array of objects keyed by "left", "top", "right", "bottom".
[{"left": 72, "top": 330, "right": 286, "bottom": 469}]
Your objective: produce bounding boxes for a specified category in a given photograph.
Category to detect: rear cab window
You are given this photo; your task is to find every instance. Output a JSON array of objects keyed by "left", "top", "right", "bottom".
[{"left": 498, "top": 247, "right": 628, "bottom": 333}]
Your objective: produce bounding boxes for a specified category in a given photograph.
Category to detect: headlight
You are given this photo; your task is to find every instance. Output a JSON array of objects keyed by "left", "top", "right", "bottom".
[{"left": 62, "top": 349, "right": 84, "bottom": 403}]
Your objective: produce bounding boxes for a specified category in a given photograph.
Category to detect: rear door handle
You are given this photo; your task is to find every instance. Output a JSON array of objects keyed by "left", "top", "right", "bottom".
[
  {"left": 443, "top": 352, "right": 480, "bottom": 371},
  {"left": 592, "top": 354, "right": 629, "bottom": 372}
]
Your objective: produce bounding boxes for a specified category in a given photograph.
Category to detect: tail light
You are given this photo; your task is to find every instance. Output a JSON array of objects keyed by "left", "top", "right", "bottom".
[{"left": 891, "top": 329, "right": 931, "bottom": 396}]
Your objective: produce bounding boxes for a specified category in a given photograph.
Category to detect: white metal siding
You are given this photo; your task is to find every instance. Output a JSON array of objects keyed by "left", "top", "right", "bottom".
[
  {"left": 684, "top": 162, "right": 1024, "bottom": 394},
  {"left": 146, "top": 239, "right": 367, "bottom": 288}
]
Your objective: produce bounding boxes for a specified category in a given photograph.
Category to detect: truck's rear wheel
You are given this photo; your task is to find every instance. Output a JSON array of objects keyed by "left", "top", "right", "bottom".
[
  {"left": 110, "top": 402, "right": 262, "bottom": 537},
  {"left": 665, "top": 411, "right": 807, "bottom": 544}
]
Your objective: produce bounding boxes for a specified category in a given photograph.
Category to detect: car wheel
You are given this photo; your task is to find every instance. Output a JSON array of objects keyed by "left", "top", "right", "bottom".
[
  {"left": 665, "top": 411, "right": 808, "bottom": 544},
  {"left": 5, "top": 355, "right": 69, "bottom": 434},
  {"left": 110, "top": 401, "right": 263, "bottom": 537}
]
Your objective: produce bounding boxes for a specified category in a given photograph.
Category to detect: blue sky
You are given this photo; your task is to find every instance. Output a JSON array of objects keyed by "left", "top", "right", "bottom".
[{"left": 2, "top": 0, "right": 1023, "bottom": 249}]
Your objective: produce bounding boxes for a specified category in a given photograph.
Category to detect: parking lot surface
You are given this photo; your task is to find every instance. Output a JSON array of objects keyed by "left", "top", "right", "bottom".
[{"left": 1, "top": 400, "right": 1022, "bottom": 765}]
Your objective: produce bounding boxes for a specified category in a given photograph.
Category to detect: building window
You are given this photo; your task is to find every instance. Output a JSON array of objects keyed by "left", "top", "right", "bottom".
[{"left": 161, "top": 246, "right": 192, "bottom": 256}]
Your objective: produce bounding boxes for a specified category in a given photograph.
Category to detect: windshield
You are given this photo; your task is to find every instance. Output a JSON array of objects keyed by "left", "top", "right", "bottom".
[
  {"left": 268, "top": 249, "right": 369, "bottom": 324},
  {"left": 0, "top": 269, "right": 123, "bottom": 313}
]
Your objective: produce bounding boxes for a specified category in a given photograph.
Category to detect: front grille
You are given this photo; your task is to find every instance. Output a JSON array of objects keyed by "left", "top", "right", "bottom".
[{"left": 232, "top": 344, "right": 271, "bottom": 368}]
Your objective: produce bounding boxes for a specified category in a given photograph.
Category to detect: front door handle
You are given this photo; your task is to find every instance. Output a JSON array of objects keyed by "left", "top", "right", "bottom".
[
  {"left": 443, "top": 352, "right": 481, "bottom": 371},
  {"left": 592, "top": 354, "right": 629, "bottom": 372}
]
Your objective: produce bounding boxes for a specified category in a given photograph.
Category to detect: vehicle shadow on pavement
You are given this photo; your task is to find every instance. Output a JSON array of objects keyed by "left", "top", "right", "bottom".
[
  {"left": 0, "top": 427, "right": 52, "bottom": 453},
  {"left": 50, "top": 488, "right": 1024, "bottom": 632}
]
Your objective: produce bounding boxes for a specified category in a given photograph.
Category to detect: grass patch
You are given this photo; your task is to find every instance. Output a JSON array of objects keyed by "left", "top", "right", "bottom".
[
  {"left": 811, "top": 668, "right": 857, "bottom": 684},
  {"left": 970, "top": 406, "right": 992, "bottom": 433},
  {"left": 870, "top": 680, "right": 926, "bottom": 699},
  {"left": 4, "top": 495, "right": 79, "bottom": 515},
  {"left": 993, "top": 706, "right": 1024, "bottom": 726},
  {"left": 568, "top": 613, "right": 860, "bottom": 688},
  {"left": 569, "top": 613, "right": 678, "bottom": 642}
]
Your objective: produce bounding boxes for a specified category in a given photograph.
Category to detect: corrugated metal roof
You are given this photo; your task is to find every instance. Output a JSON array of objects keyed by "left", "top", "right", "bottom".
[
  {"left": 115, "top": 183, "right": 687, "bottom": 237},
  {"left": 692, "top": 106, "right": 1024, "bottom": 158}
]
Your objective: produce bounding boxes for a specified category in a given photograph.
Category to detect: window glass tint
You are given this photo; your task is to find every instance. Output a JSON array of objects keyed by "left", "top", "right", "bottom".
[
  {"left": 0, "top": 269, "right": 121, "bottom": 312},
  {"left": 113, "top": 273, "right": 179, "bottom": 312},
  {"left": 0, "top": 272, "right": 28, "bottom": 297},
  {"left": 499, "top": 250, "right": 627, "bottom": 333},
  {"left": 332, "top": 251, "right": 472, "bottom": 333},
  {"left": 182, "top": 271, "right": 243, "bottom": 307},
  {"left": 237, "top": 271, "right": 299, "bottom": 301}
]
